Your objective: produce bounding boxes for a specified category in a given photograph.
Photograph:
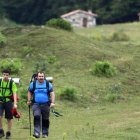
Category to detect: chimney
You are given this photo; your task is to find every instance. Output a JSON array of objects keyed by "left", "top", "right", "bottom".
[{"left": 88, "top": 9, "right": 92, "bottom": 14}]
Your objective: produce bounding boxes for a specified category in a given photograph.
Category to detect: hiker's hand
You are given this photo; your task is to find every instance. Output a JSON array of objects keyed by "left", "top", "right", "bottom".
[
  {"left": 27, "top": 100, "right": 32, "bottom": 105},
  {"left": 14, "top": 103, "right": 17, "bottom": 109},
  {"left": 50, "top": 102, "right": 55, "bottom": 108}
]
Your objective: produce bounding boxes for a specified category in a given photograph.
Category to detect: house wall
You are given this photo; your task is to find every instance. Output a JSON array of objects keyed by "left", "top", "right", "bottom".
[{"left": 62, "top": 11, "right": 96, "bottom": 27}]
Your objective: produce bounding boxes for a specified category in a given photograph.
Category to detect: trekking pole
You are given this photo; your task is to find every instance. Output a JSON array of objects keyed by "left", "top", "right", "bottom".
[{"left": 28, "top": 105, "right": 31, "bottom": 136}]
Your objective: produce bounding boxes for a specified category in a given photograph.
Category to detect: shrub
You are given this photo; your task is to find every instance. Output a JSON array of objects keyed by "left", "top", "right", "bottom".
[
  {"left": 32, "top": 63, "right": 39, "bottom": 73},
  {"left": 0, "top": 58, "right": 22, "bottom": 74},
  {"left": 110, "top": 30, "right": 130, "bottom": 42},
  {"left": 22, "top": 46, "right": 33, "bottom": 57},
  {"left": 0, "top": 32, "right": 7, "bottom": 47},
  {"left": 46, "top": 18, "right": 73, "bottom": 31},
  {"left": 32, "top": 63, "right": 47, "bottom": 73},
  {"left": 18, "top": 88, "right": 27, "bottom": 108},
  {"left": 47, "top": 55, "right": 57, "bottom": 64},
  {"left": 58, "top": 87, "right": 77, "bottom": 101},
  {"left": 105, "top": 93, "right": 118, "bottom": 103},
  {"left": 109, "top": 83, "right": 121, "bottom": 94},
  {"left": 105, "top": 83, "right": 122, "bottom": 103},
  {"left": 91, "top": 61, "right": 117, "bottom": 77},
  {"left": 92, "top": 32, "right": 108, "bottom": 41}
]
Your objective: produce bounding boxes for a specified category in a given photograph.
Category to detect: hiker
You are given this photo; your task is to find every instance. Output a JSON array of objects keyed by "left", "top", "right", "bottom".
[
  {"left": 27, "top": 71, "right": 55, "bottom": 138},
  {"left": 0, "top": 69, "right": 18, "bottom": 139}
]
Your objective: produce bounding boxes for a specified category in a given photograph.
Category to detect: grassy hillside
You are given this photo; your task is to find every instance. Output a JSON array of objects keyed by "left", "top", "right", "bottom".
[
  {"left": 74, "top": 22, "right": 140, "bottom": 101},
  {"left": 0, "top": 22, "right": 140, "bottom": 140},
  {"left": 0, "top": 22, "right": 140, "bottom": 103},
  {"left": 0, "top": 26, "right": 117, "bottom": 102}
]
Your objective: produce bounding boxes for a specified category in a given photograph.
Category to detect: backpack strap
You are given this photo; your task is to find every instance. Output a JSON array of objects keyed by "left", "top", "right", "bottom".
[
  {"left": 9, "top": 79, "right": 13, "bottom": 94},
  {"left": 0, "top": 78, "right": 13, "bottom": 102},
  {"left": 46, "top": 80, "right": 51, "bottom": 103},
  {"left": 0, "top": 79, "right": 3, "bottom": 102},
  {"left": 0, "top": 78, "right": 13, "bottom": 91},
  {"left": 46, "top": 80, "right": 50, "bottom": 95},
  {"left": 0, "top": 79, "right": 1, "bottom": 87},
  {"left": 32, "top": 80, "right": 36, "bottom": 94}
]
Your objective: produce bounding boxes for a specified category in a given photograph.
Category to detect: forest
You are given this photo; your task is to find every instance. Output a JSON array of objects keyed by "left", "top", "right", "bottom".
[{"left": 0, "top": 0, "right": 140, "bottom": 25}]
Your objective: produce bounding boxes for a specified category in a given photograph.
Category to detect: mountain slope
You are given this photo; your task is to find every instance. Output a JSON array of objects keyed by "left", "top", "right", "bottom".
[{"left": 0, "top": 23, "right": 140, "bottom": 104}]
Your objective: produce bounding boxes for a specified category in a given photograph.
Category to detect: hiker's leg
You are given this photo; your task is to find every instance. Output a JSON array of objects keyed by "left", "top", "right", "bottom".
[
  {"left": 42, "top": 118, "right": 50, "bottom": 135},
  {"left": 0, "top": 119, "right": 4, "bottom": 138},
  {"left": 7, "top": 119, "right": 12, "bottom": 131},
  {"left": 0, "top": 117, "right": 3, "bottom": 129},
  {"left": 5, "top": 101, "right": 13, "bottom": 138},
  {"left": 41, "top": 104, "right": 50, "bottom": 136},
  {"left": 32, "top": 104, "right": 41, "bottom": 136},
  {"left": 0, "top": 103, "right": 4, "bottom": 129},
  {"left": 0, "top": 103, "right": 5, "bottom": 138}
]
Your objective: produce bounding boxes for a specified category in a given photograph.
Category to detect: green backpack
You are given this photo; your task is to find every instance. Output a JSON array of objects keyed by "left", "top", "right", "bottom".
[
  {"left": 0, "top": 78, "right": 13, "bottom": 102},
  {"left": 0, "top": 79, "right": 19, "bottom": 102}
]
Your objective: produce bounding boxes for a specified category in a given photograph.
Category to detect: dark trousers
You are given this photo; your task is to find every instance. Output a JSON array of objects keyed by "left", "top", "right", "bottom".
[
  {"left": 32, "top": 103, "right": 50, "bottom": 136},
  {"left": 0, "top": 101, "right": 13, "bottom": 119}
]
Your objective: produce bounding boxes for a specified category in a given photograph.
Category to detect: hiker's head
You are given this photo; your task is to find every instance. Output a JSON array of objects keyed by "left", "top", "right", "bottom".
[
  {"left": 2, "top": 69, "right": 11, "bottom": 81},
  {"left": 37, "top": 72, "right": 45, "bottom": 83}
]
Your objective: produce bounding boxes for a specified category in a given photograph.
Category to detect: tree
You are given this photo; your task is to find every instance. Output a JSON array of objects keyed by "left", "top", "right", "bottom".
[
  {"left": 1, "top": 0, "right": 140, "bottom": 25},
  {"left": 109, "top": 0, "right": 140, "bottom": 23}
]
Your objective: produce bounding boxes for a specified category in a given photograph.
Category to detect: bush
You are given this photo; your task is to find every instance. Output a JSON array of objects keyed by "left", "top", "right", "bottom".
[
  {"left": 92, "top": 32, "right": 108, "bottom": 41},
  {"left": 47, "top": 55, "right": 57, "bottom": 64},
  {"left": 110, "top": 30, "right": 130, "bottom": 42},
  {"left": 32, "top": 63, "right": 47, "bottom": 73},
  {"left": 105, "top": 83, "right": 122, "bottom": 103},
  {"left": 18, "top": 88, "right": 27, "bottom": 108},
  {"left": 109, "top": 83, "right": 121, "bottom": 94},
  {"left": 22, "top": 46, "right": 33, "bottom": 57},
  {"left": 91, "top": 61, "right": 117, "bottom": 77},
  {"left": 105, "top": 93, "right": 118, "bottom": 103},
  {"left": 46, "top": 18, "right": 73, "bottom": 31},
  {"left": 0, "top": 58, "right": 22, "bottom": 74},
  {"left": 58, "top": 87, "right": 77, "bottom": 101},
  {"left": 0, "top": 32, "right": 7, "bottom": 47}
]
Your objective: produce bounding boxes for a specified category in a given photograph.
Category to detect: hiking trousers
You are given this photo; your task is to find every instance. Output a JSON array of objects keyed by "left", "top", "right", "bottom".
[{"left": 32, "top": 103, "right": 50, "bottom": 136}]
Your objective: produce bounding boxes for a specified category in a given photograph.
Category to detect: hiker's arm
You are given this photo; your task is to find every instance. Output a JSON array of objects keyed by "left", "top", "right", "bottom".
[
  {"left": 27, "top": 83, "right": 33, "bottom": 105},
  {"left": 27, "top": 91, "right": 32, "bottom": 105},
  {"left": 12, "top": 82, "right": 18, "bottom": 108},
  {"left": 13, "top": 92, "right": 17, "bottom": 108},
  {"left": 50, "top": 91, "right": 55, "bottom": 108}
]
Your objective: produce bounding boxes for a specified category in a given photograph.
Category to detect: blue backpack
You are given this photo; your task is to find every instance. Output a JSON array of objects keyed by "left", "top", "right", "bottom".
[{"left": 30, "top": 74, "right": 51, "bottom": 104}]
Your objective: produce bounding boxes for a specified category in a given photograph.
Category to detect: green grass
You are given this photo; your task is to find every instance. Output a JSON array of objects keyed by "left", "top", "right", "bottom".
[
  {"left": 3, "top": 99, "right": 139, "bottom": 140},
  {"left": 0, "top": 21, "right": 140, "bottom": 139}
]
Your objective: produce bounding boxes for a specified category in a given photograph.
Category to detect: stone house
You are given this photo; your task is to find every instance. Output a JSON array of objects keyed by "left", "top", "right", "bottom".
[{"left": 60, "top": 9, "right": 97, "bottom": 28}]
